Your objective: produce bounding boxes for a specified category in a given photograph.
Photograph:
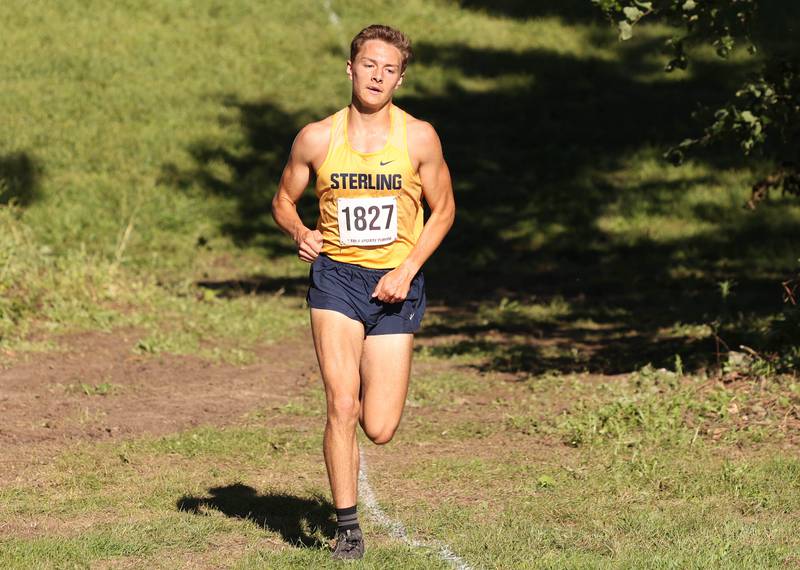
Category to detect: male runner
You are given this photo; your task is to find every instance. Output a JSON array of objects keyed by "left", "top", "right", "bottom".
[{"left": 271, "top": 24, "right": 454, "bottom": 560}]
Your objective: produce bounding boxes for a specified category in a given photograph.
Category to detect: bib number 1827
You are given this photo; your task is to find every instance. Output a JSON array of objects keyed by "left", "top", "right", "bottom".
[{"left": 337, "top": 196, "right": 397, "bottom": 246}]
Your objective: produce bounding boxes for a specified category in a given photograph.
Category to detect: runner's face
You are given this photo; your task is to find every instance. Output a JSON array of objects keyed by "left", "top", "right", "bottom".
[{"left": 347, "top": 40, "right": 404, "bottom": 107}]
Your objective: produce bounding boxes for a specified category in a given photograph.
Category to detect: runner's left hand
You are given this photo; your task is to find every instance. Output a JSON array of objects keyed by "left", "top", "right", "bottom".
[{"left": 372, "top": 266, "right": 414, "bottom": 303}]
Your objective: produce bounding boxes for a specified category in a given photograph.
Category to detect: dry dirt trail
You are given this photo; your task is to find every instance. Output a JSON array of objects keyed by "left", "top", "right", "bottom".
[
  {"left": 0, "top": 329, "right": 320, "bottom": 482},
  {"left": 0, "top": 322, "right": 548, "bottom": 491}
]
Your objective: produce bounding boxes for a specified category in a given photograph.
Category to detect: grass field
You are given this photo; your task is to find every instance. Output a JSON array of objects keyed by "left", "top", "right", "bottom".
[{"left": 2, "top": 0, "right": 799, "bottom": 568}]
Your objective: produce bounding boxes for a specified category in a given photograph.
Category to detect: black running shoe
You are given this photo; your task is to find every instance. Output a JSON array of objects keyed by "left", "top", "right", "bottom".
[{"left": 331, "top": 528, "right": 365, "bottom": 560}]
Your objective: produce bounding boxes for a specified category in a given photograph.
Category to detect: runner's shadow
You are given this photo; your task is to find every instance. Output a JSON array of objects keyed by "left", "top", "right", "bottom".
[{"left": 176, "top": 484, "right": 335, "bottom": 547}]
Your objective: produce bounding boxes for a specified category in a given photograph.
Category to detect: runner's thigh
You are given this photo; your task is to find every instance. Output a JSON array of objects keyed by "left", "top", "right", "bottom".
[
  {"left": 359, "top": 333, "right": 413, "bottom": 431},
  {"left": 311, "top": 308, "right": 365, "bottom": 401}
]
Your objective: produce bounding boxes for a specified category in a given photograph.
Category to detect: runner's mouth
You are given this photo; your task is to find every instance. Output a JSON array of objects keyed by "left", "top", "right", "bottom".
[{"left": 366, "top": 86, "right": 382, "bottom": 93}]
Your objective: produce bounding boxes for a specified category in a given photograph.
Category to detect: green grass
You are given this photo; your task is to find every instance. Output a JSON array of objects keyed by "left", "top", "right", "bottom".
[
  {"left": 380, "top": 448, "right": 800, "bottom": 569},
  {"left": 128, "top": 288, "right": 308, "bottom": 363},
  {"left": 407, "top": 370, "right": 487, "bottom": 406},
  {"left": 0, "top": 420, "right": 452, "bottom": 568},
  {"left": 556, "top": 369, "right": 800, "bottom": 448},
  {"left": 66, "top": 380, "right": 119, "bottom": 396},
  {"left": 374, "top": 351, "right": 800, "bottom": 567},
  {"left": 3, "top": 360, "right": 799, "bottom": 568},
  {"left": 373, "top": 367, "right": 800, "bottom": 569},
  {"left": 0, "top": 202, "right": 306, "bottom": 363}
]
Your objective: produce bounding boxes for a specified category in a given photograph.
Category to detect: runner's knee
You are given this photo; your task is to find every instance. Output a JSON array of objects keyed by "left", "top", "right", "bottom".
[
  {"left": 363, "top": 424, "right": 396, "bottom": 445},
  {"left": 328, "top": 394, "right": 360, "bottom": 423}
]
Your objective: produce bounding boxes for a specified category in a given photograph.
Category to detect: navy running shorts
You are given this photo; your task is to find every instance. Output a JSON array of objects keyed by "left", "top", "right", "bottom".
[{"left": 307, "top": 254, "right": 426, "bottom": 335}]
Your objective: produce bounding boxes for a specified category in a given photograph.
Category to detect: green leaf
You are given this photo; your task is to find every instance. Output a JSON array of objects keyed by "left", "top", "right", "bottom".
[
  {"left": 618, "top": 20, "right": 634, "bottom": 40},
  {"left": 591, "top": 0, "right": 621, "bottom": 11},
  {"left": 682, "top": 0, "right": 697, "bottom": 10},
  {"left": 740, "top": 110, "right": 757, "bottom": 124},
  {"left": 714, "top": 35, "right": 735, "bottom": 58},
  {"left": 623, "top": 6, "right": 643, "bottom": 20}
]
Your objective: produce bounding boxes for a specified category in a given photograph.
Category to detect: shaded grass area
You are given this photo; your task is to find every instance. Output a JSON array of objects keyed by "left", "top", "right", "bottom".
[
  {"left": 401, "top": 35, "right": 798, "bottom": 373},
  {"left": 159, "top": 10, "right": 798, "bottom": 375},
  {"left": 0, "top": 152, "right": 41, "bottom": 206}
]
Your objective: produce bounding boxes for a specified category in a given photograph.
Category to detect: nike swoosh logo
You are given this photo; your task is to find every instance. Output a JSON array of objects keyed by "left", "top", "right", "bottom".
[{"left": 379, "top": 160, "right": 395, "bottom": 166}]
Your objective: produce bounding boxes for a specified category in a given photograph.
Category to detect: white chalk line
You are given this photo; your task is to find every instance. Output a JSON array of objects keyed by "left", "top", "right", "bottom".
[
  {"left": 321, "top": 0, "right": 348, "bottom": 57},
  {"left": 322, "top": 0, "right": 341, "bottom": 27},
  {"left": 359, "top": 449, "right": 474, "bottom": 570}
]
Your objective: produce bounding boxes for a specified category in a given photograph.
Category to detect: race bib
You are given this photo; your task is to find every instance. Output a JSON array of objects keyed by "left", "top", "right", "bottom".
[{"left": 337, "top": 196, "right": 397, "bottom": 246}]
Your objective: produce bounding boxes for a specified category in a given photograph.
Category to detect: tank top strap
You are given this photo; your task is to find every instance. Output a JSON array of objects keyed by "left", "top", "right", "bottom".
[
  {"left": 330, "top": 107, "right": 348, "bottom": 150},
  {"left": 387, "top": 106, "right": 405, "bottom": 150}
]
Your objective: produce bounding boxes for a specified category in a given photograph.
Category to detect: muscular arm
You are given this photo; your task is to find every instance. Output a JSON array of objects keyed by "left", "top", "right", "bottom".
[
  {"left": 372, "top": 121, "right": 455, "bottom": 302},
  {"left": 271, "top": 122, "right": 328, "bottom": 262}
]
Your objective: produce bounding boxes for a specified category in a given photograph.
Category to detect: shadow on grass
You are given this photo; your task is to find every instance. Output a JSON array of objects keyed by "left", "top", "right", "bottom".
[
  {"left": 164, "top": 15, "right": 798, "bottom": 375},
  {"left": 196, "top": 275, "right": 308, "bottom": 298},
  {"left": 405, "top": 41, "right": 790, "bottom": 373},
  {"left": 457, "top": 0, "right": 599, "bottom": 22},
  {"left": 177, "top": 484, "right": 335, "bottom": 547},
  {"left": 0, "top": 151, "right": 42, "bottom": 207},
  {"left": 159, "top": 98, "right": 320, "bottom": 255},
  {"left": 419, "top": 322, "right": 717, "bottom": 376}
]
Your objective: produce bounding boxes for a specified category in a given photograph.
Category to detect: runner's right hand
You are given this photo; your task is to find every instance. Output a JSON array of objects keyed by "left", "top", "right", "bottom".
[{"left": 296, "top": 229, "right": 323, "bottom": 263}]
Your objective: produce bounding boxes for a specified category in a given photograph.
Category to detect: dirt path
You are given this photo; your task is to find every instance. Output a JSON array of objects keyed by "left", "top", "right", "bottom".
[
  {"left": 0, "top": 330, "right": 319, "bottom": 479},
  {"left": 0, "top": 323, "right": 562, "bottom": 492}
]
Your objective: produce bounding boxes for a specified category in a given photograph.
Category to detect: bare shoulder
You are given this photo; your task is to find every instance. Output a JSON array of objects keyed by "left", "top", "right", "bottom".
[
  {"left": 293, "top": 115, "right": 333, "bottom": 159},
  {"left": 403, "top": 111, "right": 443, "bottom": 168},
  {"left": 288, "top": 114, "right": 336, "bottom": 169},
  {"left": 404, "top": 112, "right": 441, "bottom": 149}
]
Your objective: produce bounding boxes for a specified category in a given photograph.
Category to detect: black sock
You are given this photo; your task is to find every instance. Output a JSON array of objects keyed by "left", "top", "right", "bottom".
[{"left": 336, "top": 505, "right": 359, "bottom": 532}]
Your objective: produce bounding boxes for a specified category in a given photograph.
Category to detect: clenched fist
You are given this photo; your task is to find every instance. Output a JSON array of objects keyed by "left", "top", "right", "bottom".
[
  {"left": 295, "top": 228, "right": 323, "bottom": 263},
  {"left": 371, "top": 265, "right": 414, "bottom": 303}
]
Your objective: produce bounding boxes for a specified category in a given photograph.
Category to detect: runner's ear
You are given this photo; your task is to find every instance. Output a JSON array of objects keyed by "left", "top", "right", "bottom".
[
  {"left": 346, "top": 60, "right": 353, "bottom": 81},
  {"left": 395, "top": 73, "right": 403, "bottom": 89}
]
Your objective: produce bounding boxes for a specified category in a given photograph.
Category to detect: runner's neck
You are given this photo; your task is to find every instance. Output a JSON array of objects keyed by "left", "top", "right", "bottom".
[
  {"left": 347, "top": 102, "right": 392, "bottom": 134},
  {"left": 346, "top": 103, "right": 393, "bottom": 154}
]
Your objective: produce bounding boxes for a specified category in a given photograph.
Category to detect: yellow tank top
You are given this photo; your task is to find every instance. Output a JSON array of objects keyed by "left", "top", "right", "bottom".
[{"left": 315, "top": 105, "right": 424, "bottom": 269}]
